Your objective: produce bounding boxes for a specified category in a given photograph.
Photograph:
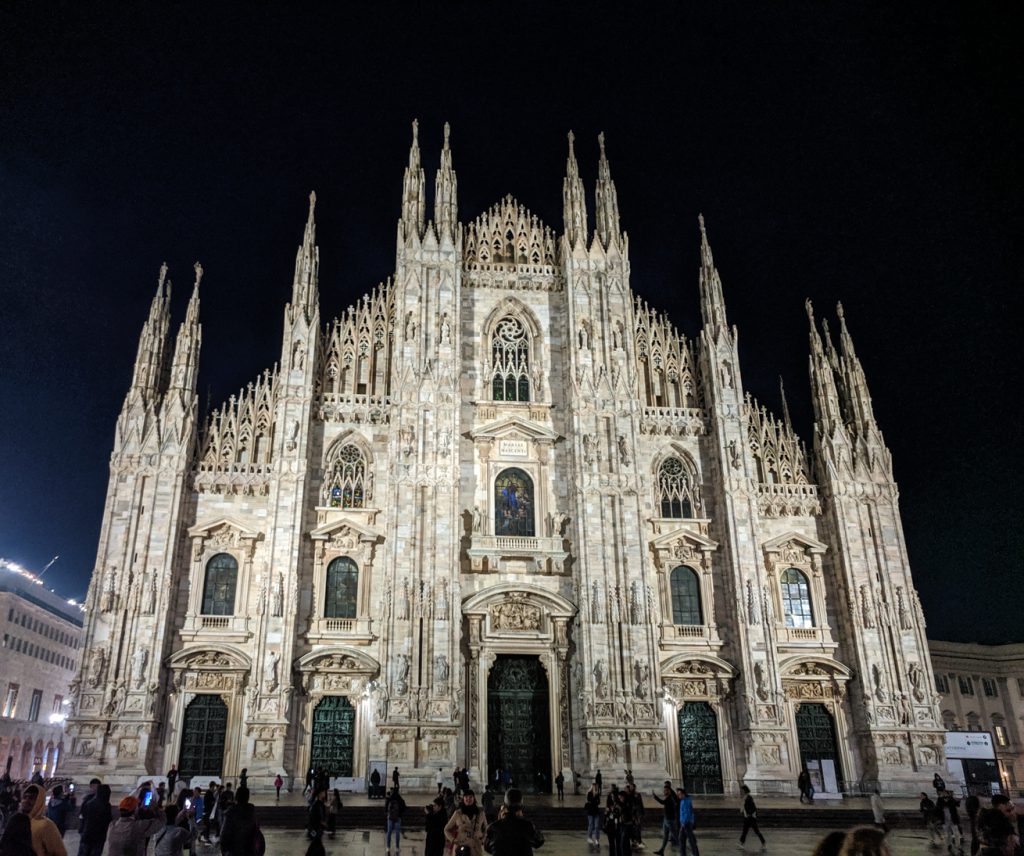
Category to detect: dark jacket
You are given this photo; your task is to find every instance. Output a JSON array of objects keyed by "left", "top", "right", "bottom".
[
  {"left": 651, "top": 791, "right": 677, "bottom": 822},
  {"left": 484, "top": 814, "right": 544, "bottom": 856},
  {"left": 425, "top": 807, "right": 448, "bottom": 856},
  {"left": 386, "top": 794, "right": 406, "bottom": 821},
  {"left": 937, "top": 795, "right": 960, "bottom": 825},
  {"left": 585, "top": 792, "right": 602, "bottom": 818},
  {"left": 45, "top": 795, "right": 74, "bottom": 835},
  {"left": 80, "top": 787, "right": 114, "bottom": 847},
  {"left": 742, "top": 795, "right": 758, "bottom": 818},
  {"left": 219, "top": 802, "right": 259, "bottom": 856}
]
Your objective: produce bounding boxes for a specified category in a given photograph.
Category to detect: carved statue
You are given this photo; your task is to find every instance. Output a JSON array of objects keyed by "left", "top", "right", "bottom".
[
  {"left": 617, "top": 435, "right": 630, "bottom": 466},
  {"left": 582, "top": 434, "right": 599, "bottom": 464},
  {"left": 629, "top": 582, "right": 642, "bottom": 626},
  {"left": 101, "top": 568, "right": 117, "bottom": 613},
  {"left": 754, "top": 662, "right": 769, "bottom": 701},
  {"left": 591, "top": 581, "right": 604, "bottom": 624},
  {"left": 593, "top": 659, "right": 608, "bottom": 699},
  {"left": 89, "top": 647, "right": 107, "bottom": 688},
  {"left": 105, "top": 681, "right": 126, "bottom": 717},
  {"left": 143, "top": 575, "right": 157, "bottom": 614},
  {"left": 434, "top": 655, "right": 449, "bottom": 687},
  {"left": 908, "top": 662, "right": 925, "bottom": 702},
  {"left": 263, "top": 650, "right": 280, "bottom": 693},
  {"left": 746, "top": 580, "right": 759, "bottom": 626},
  {"left": 896, "top": 587, "right": 912, "bottom": 631},
  {"left": 872, "top": 663, "right": 887, "bottom": 702},
  {"left": 898, "top": 692, "right": 912, "bottom": 725},
  {"left": 860, "top": 585, "right": 875, "bottom": 629},
  {"left": 131, "top": 647, "right": 149, "bottom": 689},
  {"left": 395, "top": 654, "right": 410, "bottom": 695},
  {"left": 397, "top": 579, "right": 410, "bottom": 620},
  {"left": 633, "top": 660, "right": 650, "bottom": 697},
  {"left": 440, "top": 313, "right": 451, "bottom": 344},
  {"left": 471, "top": 507, "right": 483, "bottom": 534},
  {"left": 436, "top": 579, "right": 449, "bottom": 616}
]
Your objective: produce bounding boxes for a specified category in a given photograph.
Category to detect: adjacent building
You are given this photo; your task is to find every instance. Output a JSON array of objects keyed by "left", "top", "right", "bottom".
[
  {"left": 930, "top": 639, "right": 1024, "bottom": 793},
  {"left": 0, "top": 562, "right": 85, "bottom": 778},
  {"left": 65, "top": 123, "right": 946, "bottom": 794}
]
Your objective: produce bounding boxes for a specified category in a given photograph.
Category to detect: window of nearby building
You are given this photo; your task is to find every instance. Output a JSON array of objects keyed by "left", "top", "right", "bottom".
[
  {"left": 942, "top": 710, "right": 958, "bottom": 731},
  {"left": 966, "top": 711, "right": 980, "bottom": 731},
  {"left": 1017, "top": 678, "right": 1024, "bottom": 697},
  {"left": 657, "top": 457, "right": 699, "bottom": 518},
  {"left": 201, "top": 553, "right": 238, "bottom": 616},
  {"left": 494, "top": 468, "right": 535, "bottom": 537},
  {"left": 780, "top": 568, "right": 814, "bottom": 628},
  {"left": 490, "top": 316, "right": 530, "bottom": 402},
  {"left": 52, "top": 695, "right": 63, "bottom": 713},
  {"left": 935, "top": 673, "right": 950, "bottom": 694},
  {"left": 982, "top": 678, "right": 998, "bottom": 698},
  {"left": 958, "top": 676, "right": 975, "bottom": 696},
  {"left": 323, "top": 444, "right": 368, "bottom": 509},
  {"left": 2, "top": 684, "right": 19, "bottom": 718},
  {"left": 669, "top": 566, "right": 702, "bottom": 625},
  {"left": 995, "top": 726, "right": 1008, "bottom": 747},
  {"left": 27, "top": 690, "right": 42, "bottom": 723},
  {"left": 324, "top": 557, "right": 359, "bottom": 619}
]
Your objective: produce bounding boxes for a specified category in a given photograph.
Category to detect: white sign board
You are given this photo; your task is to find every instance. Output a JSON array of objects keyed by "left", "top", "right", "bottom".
[
  {"left": 499, "top": 439, "right": 528, "bottom": 457},
  {"left": 945, "top": 731, "right": 995, "bottom": 760}
]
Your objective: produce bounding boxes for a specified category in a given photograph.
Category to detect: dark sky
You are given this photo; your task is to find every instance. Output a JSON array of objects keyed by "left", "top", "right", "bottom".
[{"left": 1, "top": 4, "right": 1020, "bottom": 642}]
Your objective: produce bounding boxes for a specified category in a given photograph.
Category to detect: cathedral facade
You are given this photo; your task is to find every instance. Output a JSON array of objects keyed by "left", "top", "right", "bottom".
[{"left": 65, "top": 123, "right": 944, "bottom": 795}]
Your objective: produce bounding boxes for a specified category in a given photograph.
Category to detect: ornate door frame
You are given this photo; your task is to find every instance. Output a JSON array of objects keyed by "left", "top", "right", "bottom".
[{"left": 462, "top": 583, "right": 576, "bottom": 785}]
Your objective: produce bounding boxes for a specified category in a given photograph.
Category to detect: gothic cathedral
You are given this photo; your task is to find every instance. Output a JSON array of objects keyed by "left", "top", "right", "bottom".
[{"left": 66, "top": 123, "right": 944, "bottom": 795}]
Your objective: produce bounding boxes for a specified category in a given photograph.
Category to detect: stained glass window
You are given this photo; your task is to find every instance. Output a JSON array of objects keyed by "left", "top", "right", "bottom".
[
  {"left": 658, "top": 457, "right": 699, "bottom": 518},
  {"left": 323, "top": 444, "right": 368, "bottom": 508},
  {"left": 494, "top": 468, "right": 535, "bottom": 537},
  {"left": 780, "top": 568, "right": 814, "bottom": 628},
  {"left": 670, "top": 566, "right": 702, "bottom": 625},
  {"left": 325, "top": 557, "right": 358, "bottom": 619},
  {"left": 201, "top": 553, "right": 238, "bottom": 616},
  {"left": 491, "top": 317, "right": 530, "bottom": 402}
]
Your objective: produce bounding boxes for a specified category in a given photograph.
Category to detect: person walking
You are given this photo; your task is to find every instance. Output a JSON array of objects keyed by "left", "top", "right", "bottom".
[
  {"left": 393, "top": 768, "right": 401, "bottom": 792},
  {"left": 327, "top": 789, "right": 343, "bottom": 839},
  {"left": 436, "top": 769, "right": 445, "bottom": 796},
  {"left": 370, "top": 769, "right": 382, "bottom": 799},
  {"left": 938, "top": 790, "right": 963, "bottom": 853},
  {"left": 219, "top": 787, "right": 261, "bottom": 856},
  {"left": 677, "top": 790, "right": 699, "bottom": 856},
  {"left": 274, "top": 774, "right": 283, "bottom": 801},
  {"left": 603, "top": 795, "right": 621, "bottom": 856},
  {"left": 651, "top": 783, "right": 678, "bottom": 855},
  {"left": 615, "top": 790, "right": 635, "bottom": 856},
  {"left": 586, "top": 782, "right": 603, "bottom": 846},
  {"left": 797, "top": 769, "right": 813, "bottom": 805},
  {"left": 933, "top": 773, "right": 946, "bottom": 797},
  {"left": 869, "top": 789, "right": 887, "bottom": 833},
  {"left": 920, "top": 792, "right": 942, "bottom": 847},
  {"left": 555, "top": 772, "right": 565, "bottom": 802},
  {"left": 424, "top": 800, "right": 448, "bottom": 856},
  {"left": 965, "top": 793, "right": 982, "bottom": 856},
  {"left": 166, "top": 766, "right": 178, "bottom": 798},
  {"left": 484, "top": 790, "right": 544, "bottom": 856},
  {"left": 628, "top": 785, "right": 645, "bottom": 850},
  {"left": 385, "top": 788, "right": 406, "bottom": 853},
  {"left": 595, "top": 771, "right": 603, "bottom": 797},
  {"left": 445, "top": 790, "right": 488, "bottom": 856},
  {"left": 305, "top": 790, "right": 328, "bottom": 856},
  {"left": 737, "top": 786, "right": 766, "bottom": 852}
]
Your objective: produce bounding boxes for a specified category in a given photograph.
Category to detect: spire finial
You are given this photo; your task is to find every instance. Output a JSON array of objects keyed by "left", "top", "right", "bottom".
[
  {"left": 698, "top": 214, "right": 714, "bottom": 268},
  {"left": 158, "top": 262, "right": 168, "bottom": 288},
  {"left": 308, "top": 190, "right": 317, "bottom": 221},
  {"left": 568, "top": 130, "right": 576, "bottom": 155},
  {"left": 779, "top": 376, "right": 793, "bottom": 431},
  {"left": 598, "top": 131, "right": 606, "bottom": 158},
  {"left": 804, "top": 298, "right": 814, "bottom": 322},
  {"left": 443, "top": 121, "right": 451, "bottom": 148},
  {"left": 193, "top": 261, "right": 203, "bottom": 287},
  {"left": 412, "top": 118, "right": 419, "bottom": 144},
  {"left": 836, "top": 300, "right": 845, "bottom": 321}
]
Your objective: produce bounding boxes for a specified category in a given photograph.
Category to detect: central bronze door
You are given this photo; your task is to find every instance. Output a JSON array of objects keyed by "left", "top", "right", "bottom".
[
  {"left": 310, "top": 696, "right": 355, "bottom": 776},
  {"left": 488, "top": 655, "right": 551, "bottom": 793}
]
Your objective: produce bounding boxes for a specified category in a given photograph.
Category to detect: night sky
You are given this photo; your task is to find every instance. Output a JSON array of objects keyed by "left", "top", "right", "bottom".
[{"left": 1, "top": 5, "right": 1020, "bottom": 643}]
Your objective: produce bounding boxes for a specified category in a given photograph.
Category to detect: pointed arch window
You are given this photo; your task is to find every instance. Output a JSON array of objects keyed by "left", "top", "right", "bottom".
[
  {"left": 324, "top": 557, "right": 359, "bottom": 619},
  {"left": 780, "top": 568, "right": 814, "bottom": 628},
  {"left": 669, "top": 566, "right": 702, "bottom": 625},
  {"left": 494, "top": 468, "right": 535, "bottom": 537},
  {"left": 201, "top": 553, "right": 238, "bottom": 616},
  {"left": 657, "top": 456, "right": 700, "bottom": 518},
  {"left": 323, "top": 444, "right": 368, "bottom": 508},
  {"left": 491, "top": 317, "right": 530, "bottom": 402}
]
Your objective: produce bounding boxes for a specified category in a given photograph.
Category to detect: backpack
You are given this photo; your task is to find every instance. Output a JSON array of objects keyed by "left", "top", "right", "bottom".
[{"left": 388, "top": 798, "right": 402, "bottom": 821}]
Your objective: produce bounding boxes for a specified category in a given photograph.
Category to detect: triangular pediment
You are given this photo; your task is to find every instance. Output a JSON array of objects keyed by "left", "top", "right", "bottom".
[
  {"left": 470, "top": 416, "right": 559, "bottom": 443},
  {"left": 650, "top": 526, "right": 718, "bottom": 552},
  {"left": 761, "top": 531, "right": 828, "bottom": 555},
  {"left": 464, "top": 195, "right": 557, "bottom": 268},
  {"left": 187, "top": 516, "right": 262, "bottom": 540},
  {"left": 310, "top": 517, "right": 382, "bottom": 542}
]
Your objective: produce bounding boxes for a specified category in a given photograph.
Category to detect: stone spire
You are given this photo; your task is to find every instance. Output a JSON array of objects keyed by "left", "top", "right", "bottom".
[
  {"left": 128, "top": 263, "right": 173, "bottom": 401},
  {"left": 835, "top": 302, "right": 877, "bottom": 435},
  {"left": 168, "top": 262, "right": 202, "bottom": 393},
  {"left": 697, "top": 214, "right": 729, "bottom": 334},
  {"left": 290, "top": 192, "right": 320, "bottom": 322},
  {"left": 805, "top": 299, "right": 844, "bottom": 435},
  {"left": 779, "top": 375, "right": 793, "bottom": 433},
  {"left": 562, "top": 131, "right": 588, "bottom": 250},
  {"left": 401, "top": 119, "right": 426, "bottom": 242},
  {"left": 594, "top": 132, "right": 621, "bottom": 249},
  {"left": 434, "top": 121, "right": 458, "bottom": 242}
]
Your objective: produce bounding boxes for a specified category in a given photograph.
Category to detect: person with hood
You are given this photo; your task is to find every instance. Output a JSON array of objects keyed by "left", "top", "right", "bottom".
[
  {"left": 44, "top": 787, "right": 73, "bottom": 838},
  {"left": 484, "top": 790, "right": 544, "bottom": 856},
  {"left": 20, "top": 784, "right": 66, "bottom": 856},
  {"left": 445, "top": 790, "right": 488, "bottom": 856},
  {"left": 105, "top": 794, "right": 163, "bottom": 856},
  {"left": 152, "top": 805, "right": 191, "bottom": 856},
  {"left": 77, "top": 784, "right": 112, "bottom": 856},
  {"left": 219, "top": 787, "right": 261, "bottom": 856},
  {"left": 0, "top": 812, "right": 35, "bottom": 856}
]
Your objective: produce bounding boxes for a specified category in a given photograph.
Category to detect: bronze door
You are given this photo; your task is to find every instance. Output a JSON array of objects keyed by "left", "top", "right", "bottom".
[
  {"left": 677, "top": 701, "right": 723, "bottom": 794},
  {"left": 488, "top": 655, "right": 551, "bottom": 793},
  {"left": 310, "top": 696, "right": 355, "bottom": 777},
  {"left": 179, "top": 694, "right": 228, "bottom": 779}
]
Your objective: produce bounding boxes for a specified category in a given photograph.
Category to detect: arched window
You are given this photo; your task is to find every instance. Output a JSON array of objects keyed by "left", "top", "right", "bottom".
[
  {"left": 941, "top": 710, "right": 958, "bottom": 731},
  {"left": 966, "top": 711, "right": 981, "bottom": 732},
  {"left": 322, "top": 444, "right": 368, "bottom": 508},
  {"left": 780, "top": 568, "right": 814, "bottom": 628},
  {"left": 324, "top": 557, "right": 358, "bottom": 618},
  {"left": 657, "top": 456, "right": 699, "bottom": 518},
  {"left": 494, "top": 468, "right": 535, "bottom": 537},
  {"left": 201, "top": 553, "right": 238, "bottom": 615},
  {"left": 490, "top": 317, "right": 530, "bottom": 402},
  {"left": 669, "top": 566, "right": 702, "bottom": 625}
]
